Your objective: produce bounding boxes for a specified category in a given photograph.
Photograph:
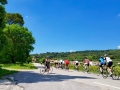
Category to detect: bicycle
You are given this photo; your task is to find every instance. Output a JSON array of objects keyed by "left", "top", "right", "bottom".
[
  {"left": 40, "top": 66, "right": 53, "bottom": 74},
  {"left": 64, "top": 65, "right": 69, "bottom": 71},
  {"left": 97, "top": 64, "right": 104, "bottom": 76},
  {"left": 102, "top": 65, "right": 119, "bottom": 80},
  {"left": 82, "top": 64, "right": 90, "bottom": 74},
  {"left": 74, "top": 65, "right": 79, "bottom": 71}
]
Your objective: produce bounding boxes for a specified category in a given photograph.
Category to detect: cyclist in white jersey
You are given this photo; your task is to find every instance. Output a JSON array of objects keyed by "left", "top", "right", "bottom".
[
  {"left": 104, "top": 54, "right": 113, "bottom": 76},
  {"left": 74, "top": 60, "right": 79, "bottom": 68},
  {"left": 59, "top": 59, "right": 63, "bottom": 65}
]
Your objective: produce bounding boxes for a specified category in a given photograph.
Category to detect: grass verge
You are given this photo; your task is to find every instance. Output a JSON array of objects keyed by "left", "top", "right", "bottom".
[
  {"left": 0, "top": 68, "right": 18, "bottom": 79},
  {"left": 69, "top": 64, "right": 120, "bottom": 74},
  {"left": 0, "top": 63, "right": 37, "bottom": 70}
]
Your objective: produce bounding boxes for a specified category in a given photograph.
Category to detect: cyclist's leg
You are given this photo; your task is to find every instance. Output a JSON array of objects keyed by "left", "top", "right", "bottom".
[
  {"left": 99, "top": 63, "right": 103, "bottom": 73},
  {"left": 107, "top": 62, "right": 113, "bottom": 76},
  {"left": 45, "top": 65, "right": 47, "bottom": 72},
  {"left": 75, "top": 63, "right": 77, "bottom": 69},
  {"left": 66, "top": 63, "right": 69, "bottom": 69},
  {"left": 84, "top": 63, "right": 87, "bottom": 69},
  {"left": 76, "top": 63, "right": 78, "bottom": 68},
  {"left": 87, "top": 63, "right": 89, "bottom": 72}
]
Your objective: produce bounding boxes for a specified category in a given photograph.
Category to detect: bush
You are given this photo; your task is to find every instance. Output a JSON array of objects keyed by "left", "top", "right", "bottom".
[{"left": 0, "top": 63, "right": 37, "bottom": 69}]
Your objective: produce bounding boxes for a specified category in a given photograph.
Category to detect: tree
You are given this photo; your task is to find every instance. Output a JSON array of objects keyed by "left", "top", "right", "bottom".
[
  {"left": 3, "top": 24, "right": 35, "bottom": 63},
  {"left": 0, "top": 0, "right": 7, "bottom": 52},
  {"left": 0, "top": 0, "right": 7, "bottom": 5},
  {"left": 6, "top": 13, "right": 24, "bottom": 26}
]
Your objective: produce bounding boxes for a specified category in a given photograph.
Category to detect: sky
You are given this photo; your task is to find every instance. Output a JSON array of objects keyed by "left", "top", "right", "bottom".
[{"left": 5, "top": 0, "right": 120, "bottom": 54}]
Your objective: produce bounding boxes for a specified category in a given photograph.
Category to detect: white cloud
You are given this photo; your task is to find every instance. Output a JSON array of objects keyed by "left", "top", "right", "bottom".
[
  {"left": 70, "top": 50, "right": 76, "bottom": 52},
  {"left": 118, "top": 46, "right": 120, "bottom": 49}
]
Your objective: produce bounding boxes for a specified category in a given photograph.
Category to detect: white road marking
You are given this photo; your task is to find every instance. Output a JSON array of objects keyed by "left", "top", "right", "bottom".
[{"left": 93, "top": 82, "right": 120, "bottom": 90}]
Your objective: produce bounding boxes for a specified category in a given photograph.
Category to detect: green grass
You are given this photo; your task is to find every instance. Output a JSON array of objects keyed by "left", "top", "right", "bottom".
[
  {"left": 0, "top": 68, "right": 18, "bottom": 79},
  {"left": 0, "top": 63, "right": 37, "bottom": 79},
  {"left": 69, "top": 64, "right": 120, "bottom": 74},
  {"left": 0, "top": 63, "right": 37, "bottom": 70}
]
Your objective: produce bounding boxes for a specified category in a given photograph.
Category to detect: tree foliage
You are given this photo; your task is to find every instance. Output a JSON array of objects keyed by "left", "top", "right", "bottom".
[
  {"left": 0, "top": 0, "right": 7, "bottom": 51},
  {"left": 31, "top": 49, "right": 120, "bottom": 62},
  {"left": 0, "top": 6, "right": 6, "bottom": 29},
  {"left": 6, "top": 13, "right": 24, "bottom": 26},
  {"left": 0, "top": 0, "right": 35, "bottom": 64},
  {"left": 0, "top": 0, "right": 7, "bottom": 5},
  {"left": 2, "top": 24, "right": 35, "bottom": 63}
]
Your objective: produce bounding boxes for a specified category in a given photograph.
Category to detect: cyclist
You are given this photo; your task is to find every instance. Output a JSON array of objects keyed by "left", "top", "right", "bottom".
[
  {"left": 62, "top": 60, "right": 65, "bottom": 69},
  {"left": 54, "top": 60, "right": 58, "bottom": 68},
  {"left": 83, "top": 57, "right": 90, "bottom": 72},
  {"left": 59, "top": 59, "right": 63, "bottom": 65},
  {"left": 74, "top": 60, "right": 79, "bottom": 69},
  {"left": 98, "top": 56, "right": 105, "bottom": 74},
  {"left": 104, "top": 54, "right": 113, "bottom": 76},
  {"left": 45, "top": 56, "right": 50, "bottom": 71},
  {"left": 64, "top": 59, "right": 70, "bottom": 69}
]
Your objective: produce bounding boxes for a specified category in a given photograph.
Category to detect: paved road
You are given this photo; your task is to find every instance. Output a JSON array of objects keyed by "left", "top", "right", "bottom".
[{"left": 2, "top": 63, "right": 119, "bottom": 90}]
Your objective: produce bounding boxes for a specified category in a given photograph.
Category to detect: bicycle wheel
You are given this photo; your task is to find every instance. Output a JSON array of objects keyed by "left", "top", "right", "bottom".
[
  {"left": 74, "top": 66, "right": 77, "bottom": 71},
  {"left": 86, "top": 66, "right": 90, "bottom": 74},
  {"left": 112, "top": 70, "right": 119, "bottom": 80},
  {"left": 76, "top": 67, "right": 79, "bottom": 71},
  {"left": 48, "top": 67, "right": 53, "bottom": 74},
  {"left": 82, "top": 67, "right": 85, "bottom": 73},
  {"left": 102, "top": 69, "right": 108, "bottom": 79},
  {"left": 65, "top": 66, "right": 69, "bottom": 71},
  {"left": 40, "top": 68, "right": 45, "bottom": 74},
  {"left": 97, "top": 67, "right": 101, "bottom": 76}
]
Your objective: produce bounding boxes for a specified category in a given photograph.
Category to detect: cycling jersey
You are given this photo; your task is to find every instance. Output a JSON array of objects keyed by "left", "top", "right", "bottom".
[
  {"left": 59, "top": 59, "right": 63, "bottom": 64},
  {"left": 99, "top": 57, "right": 104, "bottom": 64},
  {"left": 59, "top": 59, "right": 63, "bottom": 62},
  {"left": 75, "top": 61, "right": 78, "bottom": 63},
  {"left": 62, "top": 61, "right": 65, "bottom": 64},
  {"left": 64, "top": 60, "right": 69, "bottom": 66},
  {"left": 45, "top": 59, "right": 50, "bottom": 68},
  {"left": 84, "top": 59, "right": 89, "bottom": 64},
  {"left": 104, "top": 57, "right": 112, "bottom": 63}
]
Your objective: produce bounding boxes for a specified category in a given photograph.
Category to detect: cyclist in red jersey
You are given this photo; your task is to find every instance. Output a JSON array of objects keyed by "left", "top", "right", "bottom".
[
  {"left": 83, "top": 57, "right": 90, "bottom": 69},
  {"left": 84, "top": 58, "right": 89, "bottom": 64},
  {"left": 64, "top": 59, "right": 69, "bottom": 68}
]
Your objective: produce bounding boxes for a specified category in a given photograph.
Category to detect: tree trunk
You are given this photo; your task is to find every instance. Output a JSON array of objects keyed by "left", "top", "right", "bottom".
[{"left": 11, "top": 55, "right": 16, "bottom": 63}]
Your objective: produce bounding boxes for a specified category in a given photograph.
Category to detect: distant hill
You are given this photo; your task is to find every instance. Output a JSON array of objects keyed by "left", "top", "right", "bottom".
[{"left": 31, "top": 49, "right": 120, "bottom": 62}]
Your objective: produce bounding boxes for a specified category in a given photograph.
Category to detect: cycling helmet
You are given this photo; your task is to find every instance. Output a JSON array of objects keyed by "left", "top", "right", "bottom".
[{"left": 104, "top": 54, "right": 107, "bottom": 56}]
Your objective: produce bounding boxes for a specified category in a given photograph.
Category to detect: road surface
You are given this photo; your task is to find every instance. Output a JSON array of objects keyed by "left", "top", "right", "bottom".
[{"left": 0, "top": 63, "right": 120, "bottom": 90}]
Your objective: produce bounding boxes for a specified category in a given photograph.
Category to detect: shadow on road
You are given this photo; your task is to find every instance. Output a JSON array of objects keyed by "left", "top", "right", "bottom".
[{"left": 14, "top": 71, "right": 97, "bottom": 84}]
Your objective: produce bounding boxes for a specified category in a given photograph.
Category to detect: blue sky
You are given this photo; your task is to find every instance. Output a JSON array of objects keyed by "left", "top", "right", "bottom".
[{"left": 5, "top": 0, "right": 120, "bottom": 54}]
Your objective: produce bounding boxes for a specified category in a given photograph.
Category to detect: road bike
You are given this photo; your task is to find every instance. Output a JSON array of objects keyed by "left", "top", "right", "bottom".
[
  {"left": 63, "top": 64, "right": 69, "bottom": 71},
  {"left": 97, "top": 64, "right": 104, "bottom": 76},
  {"left": 102, "top": 65, "right": 119, "bottom": 80},
  {"left": 40, "top": 66, "right": 53, "bottom": 74},
  {"left": 74, "top": 65, "right": 79, "bottom": 71},
  {"left": 82, "top": 64, "right": 90, "bottom": 74}
]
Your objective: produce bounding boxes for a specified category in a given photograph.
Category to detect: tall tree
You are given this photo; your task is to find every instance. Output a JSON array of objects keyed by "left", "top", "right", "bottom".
[
  {"left": 6, "top": 13, "right": 24, "bottom": 26},
  {"left": 0, "top": 0, "right": 7, "bottom": 51},
  {"left": 0, "top": 0, "right": 7, "bottom": 5},
  {"left": 3, "top": 24, "right": 35, "bottom": 63}
]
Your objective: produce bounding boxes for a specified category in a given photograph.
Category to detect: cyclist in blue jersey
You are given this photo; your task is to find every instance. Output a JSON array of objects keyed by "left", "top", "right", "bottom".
[{"left": 98, "top": 56, "right": 105, "bottom": 73}]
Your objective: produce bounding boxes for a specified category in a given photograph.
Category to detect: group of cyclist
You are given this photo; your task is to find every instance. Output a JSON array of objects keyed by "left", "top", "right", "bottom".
[
  {"left": 54, "top": 59, "right": 70, "bottom": 69},
  {"left": 44, "top": 54, "right": 113, "bottom": 76},
  {"left": 98, "top": 54, "right": 113, "bottom": 76}
]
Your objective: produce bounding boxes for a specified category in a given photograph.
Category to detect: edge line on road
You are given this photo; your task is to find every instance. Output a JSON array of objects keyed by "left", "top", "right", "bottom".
[{"left": 93, "top": 82, "right": 120, "bottom": 90}]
